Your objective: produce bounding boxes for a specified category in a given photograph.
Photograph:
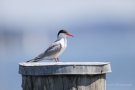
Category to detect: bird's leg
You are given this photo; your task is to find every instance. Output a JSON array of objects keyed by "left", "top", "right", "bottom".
[
  {"left": 57, "top": 58, "right": 59, "bottom": 62},
  {"left": 54, "top": 58, "right": 58, "bottom": 62}
]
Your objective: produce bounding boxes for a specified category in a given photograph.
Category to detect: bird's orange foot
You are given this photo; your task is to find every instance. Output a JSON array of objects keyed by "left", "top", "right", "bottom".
[{"left": 54, "top": 58, "right": 58, "bottom": 62}]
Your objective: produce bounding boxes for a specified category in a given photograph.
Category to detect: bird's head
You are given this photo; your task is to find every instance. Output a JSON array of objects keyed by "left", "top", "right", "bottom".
[{"left": 57, "top": 30, "right": 74, "bottom": 39}]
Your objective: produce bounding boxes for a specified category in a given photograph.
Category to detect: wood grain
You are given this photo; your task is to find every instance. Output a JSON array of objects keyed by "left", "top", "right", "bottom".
[
  {"left": 22, "top": 74, "right": 106, "bottom": 90},
  {"left": 19, "top": 62, "right": 111, "bottom": 90}
]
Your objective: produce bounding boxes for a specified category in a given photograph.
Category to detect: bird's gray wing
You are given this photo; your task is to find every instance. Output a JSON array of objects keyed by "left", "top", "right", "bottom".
[
  {"left": 44, "top": 42, "right": 62, "bottom": 57},
  {"left": 35, "top": 42, "right": 62, "bottom": 59},
  {"left": 27, "top": 42, "right": 62, "bottom": 62}
]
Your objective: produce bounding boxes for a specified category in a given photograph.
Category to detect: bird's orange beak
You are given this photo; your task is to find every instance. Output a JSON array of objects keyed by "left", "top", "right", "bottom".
[{"left": 67, "top": 33, "right": 74, "bottom": 37}]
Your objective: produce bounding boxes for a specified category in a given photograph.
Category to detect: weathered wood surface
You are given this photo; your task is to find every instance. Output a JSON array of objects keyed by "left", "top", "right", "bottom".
[
  {"left": 19, "top": 62, "right": 111, "bottom": 90},
  {"left": 19, "top": 62, "right": 111, "bottom": 75},
  {"left": 22, "top": 74, "right": 106, "bottom": 90}
]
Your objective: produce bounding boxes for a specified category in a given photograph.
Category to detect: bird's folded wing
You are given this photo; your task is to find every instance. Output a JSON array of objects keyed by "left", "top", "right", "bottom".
[
  {"left": 45, "top": 42, "right": 62, "bottom": 56},
  {"left": 35, "top": 42, "right": 62, "bottom": 59}
]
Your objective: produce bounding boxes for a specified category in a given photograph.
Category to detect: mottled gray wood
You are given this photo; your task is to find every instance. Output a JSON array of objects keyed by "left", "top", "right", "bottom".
[
  {"left": 21, "top": 74, "right": 106, "bottom": 90},
  {"left": 19, "top": 62, "right": 111, "bottom": 90},
  {"left": 19, "top": 62, "right": 111, "bottom": 75}
]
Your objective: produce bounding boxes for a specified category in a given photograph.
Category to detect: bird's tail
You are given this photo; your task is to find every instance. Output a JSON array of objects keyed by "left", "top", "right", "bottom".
[
  {"left": 26, "top": 55, "right": 43, "bottom": 63},
  {"left": 26, "top": 59, "right": 36, "bottom": 62},
  {"left": 26, "top": 58, "right": 40, "bottom": 62}
]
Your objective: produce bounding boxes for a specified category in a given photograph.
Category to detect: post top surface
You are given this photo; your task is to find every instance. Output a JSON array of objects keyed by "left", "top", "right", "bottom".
[
  {"left": 19, "top": 62, "right": 111, "bottom": 75},
  {"left": 19, "top": 62, "right": 110, "bottom": 66}
]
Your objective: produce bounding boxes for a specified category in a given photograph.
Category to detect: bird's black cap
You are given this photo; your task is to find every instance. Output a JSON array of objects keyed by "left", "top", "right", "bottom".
[{"left": 57, "top": 29, "right": 68, "bottom": 36}]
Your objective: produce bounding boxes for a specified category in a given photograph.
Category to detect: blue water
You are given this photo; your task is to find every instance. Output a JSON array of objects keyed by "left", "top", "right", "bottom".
[{"left": 0, "top": 27, "right": 135, "bottom": 90}]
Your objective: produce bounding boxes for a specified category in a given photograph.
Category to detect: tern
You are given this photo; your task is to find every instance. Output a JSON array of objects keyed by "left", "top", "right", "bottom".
[{"left": 27, "top": 30, "right": 73, "bottom": 62}]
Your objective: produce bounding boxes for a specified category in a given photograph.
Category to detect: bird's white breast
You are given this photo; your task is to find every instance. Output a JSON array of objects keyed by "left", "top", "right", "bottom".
[
  {"left": 55, "top": 38, "right": 67, "bottom": 58},
  {"left": 43, "top": 38, "right": 67, "bottom": 60}
]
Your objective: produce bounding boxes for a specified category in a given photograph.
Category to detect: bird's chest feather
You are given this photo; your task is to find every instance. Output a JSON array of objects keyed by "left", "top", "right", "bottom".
[
  {"left": 54, "top": 38, "right": 67, "bottom": 58},
  {"left": 60, "top": 38, "right": 67, "bottom": 48}
]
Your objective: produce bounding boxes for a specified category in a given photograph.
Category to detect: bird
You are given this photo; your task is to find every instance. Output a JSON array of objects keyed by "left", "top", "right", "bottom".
[{"left": 27, "top": 30, "right": 74, "bottom": 62}]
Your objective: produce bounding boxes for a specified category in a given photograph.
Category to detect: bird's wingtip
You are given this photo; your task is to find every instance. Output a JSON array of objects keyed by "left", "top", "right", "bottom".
[{"left": 26, "top": 59, "right": 35, "bottom": 62}]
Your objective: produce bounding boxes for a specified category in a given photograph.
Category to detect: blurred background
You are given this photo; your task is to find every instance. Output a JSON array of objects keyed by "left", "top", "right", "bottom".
[{"left": 0, "top": 0, "right": 135, "bottom": 90}]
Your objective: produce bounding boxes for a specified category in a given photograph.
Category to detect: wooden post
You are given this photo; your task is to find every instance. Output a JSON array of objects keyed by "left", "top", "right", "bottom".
[{"left": 19, "top": 62, "right": 111, "bottom": 90}]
